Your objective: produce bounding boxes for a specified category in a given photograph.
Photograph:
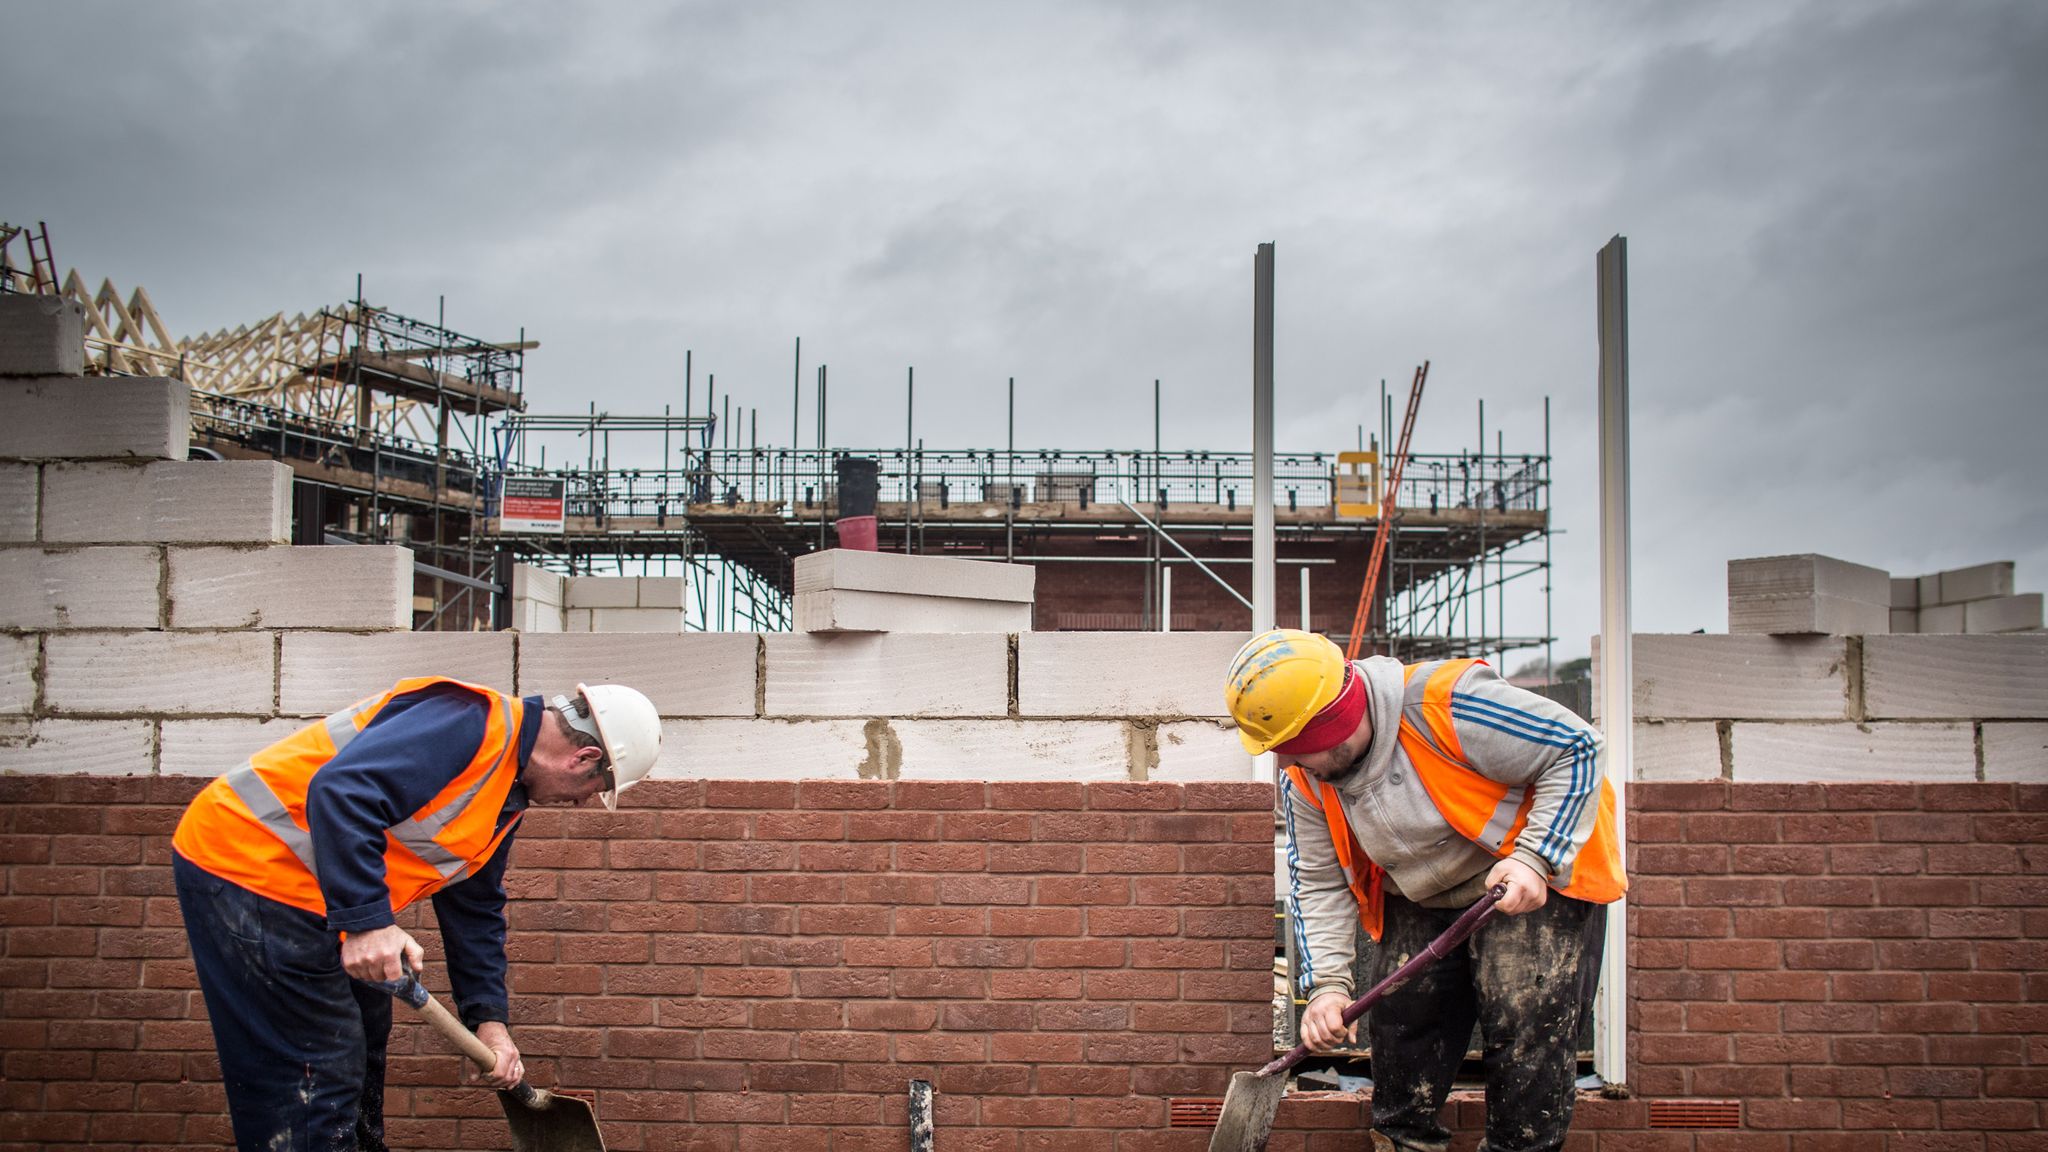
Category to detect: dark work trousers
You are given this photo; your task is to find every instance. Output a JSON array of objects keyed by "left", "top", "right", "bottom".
[
  {"left": 174, "top": 852, "right": 392, "bottom": 1152},
  {"left": 1367, "top": 890, "right": 1606, "bottom": 1152}
]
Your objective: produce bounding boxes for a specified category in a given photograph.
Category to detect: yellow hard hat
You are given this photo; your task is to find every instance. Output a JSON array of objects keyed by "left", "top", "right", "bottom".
[{"left": 1223, "top": 629, "right": 1348, "bottom": 754}]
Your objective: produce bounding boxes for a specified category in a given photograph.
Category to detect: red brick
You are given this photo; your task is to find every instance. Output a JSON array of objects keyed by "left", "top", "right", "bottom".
[
  {"left": 1632, "top": 812, "right": 1683, "bottom": 843},
  {"left": 1684, "top": 1001, "right": 1778, "bottom": 1032},
  {"left": 1184, "top": 844, "right": 1270, "bottom": 873},
  {"left": 703, "top": 780, "right": 796, "bottom": 809},
  {"left": 1977, "top": 876, "right": 2048, "bottom": 904},
  {"left": 754, "top": 811, "right": 846, "bottom": 840},
  {"left": 797, "top": 905, "right": 891, "bottom": 935},
  {"left": 990, "top": 970, "right": 1082, "bottom": 1000},
  {"left": 1638, "top": 782, "right": 1728, "bottom": 810},
  {"left": 1034, "top": 938, "right": 1127, "bottom": 967},
  {"left": 1685, "top": 877, "right": 1781, "bottom": 906},
  {"left": 1686, "top": 939, "right": 1781, "bottom": 969},
  {"left": 1728, "top": 782, "right": 1828, "bottom": 810},
  {"left": 843, "top": 874, "right": 937, "bottom": 904},
  {"left": 1088, "top": 782, "right": 1183, "bottom": 811},
  {"left": 1927, "top": 971, "right": 2025, "bottom": 1002},
  {"left": 1686, "top": 813, "right": 1779, "bottom": 843},
  {"left": 1780, "top": 812, "right": 1877, "bottom": 842},
  {"left": 1183, "top": 781, "right": 1273, "bottom": 810},
  {"left": 1732, "top": 970, "right": 1826, "bottom": 1001},
  {"left": 895, "top": 907, "right": 986, "bottom": 935},
  {"left": 1781, "top": 1003, "right": 1877, "bottom": 1032},
  {"left": 1692, "top": 1064, "right": 1788, "bottom": 1096},
  {"left": 1927, "top": 1035, "right": 2026, "bottom": 1066},
  {"left": 990, "top": 781, "right": 1087, "bottom": 810},
  {"left": 896, "top": 843, "right": 986, "bottom": 872},
  {"left": 842, "top": 938, "right": 932, "bottom": 968},
  {"left": 990, "top": 907, "right": 1083, "bottom": 937},
  {"left": 939, "top": 812, "right": 1035, "bottom": 841},
  {"left": 935, "top": 938, "right": 1028, "bottom": 968},
  {"left": 987, "top": 843, "right": 1084, "bottom": 873},
  {"left": 1632, "top": 843, "right": 1729, "bottom": 874},
  {"left": 1087, "top": 907, "right": 1178, "bottom": 936},
  {"left": 1732, "top": 1032, "right": 1827, "bottom": 1064},
  {"left": 655, "top": 810, "right": 749, "bottom": 839},
  {"left": 1783, "top": 877, "right": 1874, "bottom": 905},
  {"left": 891, "top": 780, "right": 987, "bottom": 809},
  {"left": 1930, "top": 908, "right": 2022, "bottom": 937},
  {"left": 1878, "top": 938, "right": 1976, "bottom": 970},
  {"left": 1135, "top": 875, "right": 1228, "bottom": 905},
  {"left": 795, "top": 780, "right": 890, "bottom": 809},
  {"left": 1784, "top": 940, "right": 1874, "bottom": 970},
  {"left": 1729, "top": 907, "right": 1825, "bottom": 938},
  {"left": 1635, "top": 907, "right": 1729, "bottom": 937},
  {"left": 1892, "top": 1066, "right": 1984, "bottom": 1097},
  {"left": 1880, "top": 1003, "right": 1978, "bottom": 1033},
  {"left": 937, "top": 874, "right": 1031, "bottom": 905},
  {"left": 1036, "top": 812, "right": 1133, "bottom": 841}
]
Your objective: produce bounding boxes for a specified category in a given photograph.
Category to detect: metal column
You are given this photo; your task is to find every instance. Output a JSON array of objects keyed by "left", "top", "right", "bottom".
[{"left": 1594, "top": 234, "right": 1632, "bottom": 1091}]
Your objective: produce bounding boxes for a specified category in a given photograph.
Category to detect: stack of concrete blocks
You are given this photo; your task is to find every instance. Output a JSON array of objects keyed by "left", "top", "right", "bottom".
[
  {"left": 1595, "top": 632, "right": 2048, "bottom": 784},
  {"left": 1891, "top": 560, "right": 2042, "bottom": 635},
  {"left": 793, "top": 548, "right": 1035, "bottom": 633},
  {"left": 0, "top": 293, "right": 418, "bottom": 776},
  {"left": 506, "top": 567, "right": 685, "bottom": 633},
  {"left": 1726, "top": 553, "right": 1890, "bottom": 635}
]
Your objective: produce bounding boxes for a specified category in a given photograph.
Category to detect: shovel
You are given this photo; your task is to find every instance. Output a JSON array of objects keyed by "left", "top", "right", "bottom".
[
  {"left": 1207, "top": 884, "right": 1505, "bottom": 1152},
  {"left": 378, "top": 966, "right": 607, "bottom": 1152}
]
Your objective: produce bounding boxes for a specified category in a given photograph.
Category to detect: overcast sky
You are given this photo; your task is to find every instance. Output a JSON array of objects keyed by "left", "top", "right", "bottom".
[{"left": 6, "top": 0, "right": 2042, "bottom": 659}]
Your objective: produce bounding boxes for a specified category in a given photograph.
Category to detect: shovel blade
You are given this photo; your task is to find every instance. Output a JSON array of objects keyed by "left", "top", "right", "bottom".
[
  {"left": 1207, "top": 1069, "right": 1289, "bottom": 1152},
  {"left": 500, "top": 1087, "right": 606, "bottom": 1152}
]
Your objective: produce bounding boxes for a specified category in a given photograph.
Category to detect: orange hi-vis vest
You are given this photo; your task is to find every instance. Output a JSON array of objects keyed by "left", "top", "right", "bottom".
[
  {"left": 172, "top": 677, "right": 526, "bottom": 920},
  {"left": 1285, "top": 658, "right": 1626, "bottom": 941}
]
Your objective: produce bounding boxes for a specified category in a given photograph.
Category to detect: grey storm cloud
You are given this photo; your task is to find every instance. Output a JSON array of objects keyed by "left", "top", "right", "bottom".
[{"left": 4, "top": 0, "right": 2042, "bottom": 656}]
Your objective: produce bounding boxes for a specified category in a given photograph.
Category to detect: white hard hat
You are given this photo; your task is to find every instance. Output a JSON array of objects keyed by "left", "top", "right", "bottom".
[{"left": 553, "top": 682, "right": 661, "bottom": 811}]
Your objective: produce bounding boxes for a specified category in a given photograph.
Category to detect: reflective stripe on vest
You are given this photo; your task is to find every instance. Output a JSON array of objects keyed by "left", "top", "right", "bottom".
[{"left": 172, "top": 678, "right": 523, "bottom": 918}]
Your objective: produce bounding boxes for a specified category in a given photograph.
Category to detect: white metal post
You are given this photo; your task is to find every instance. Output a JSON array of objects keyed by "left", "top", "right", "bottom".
[
  {"left": 1594, "top": 234, "right": 1632, "bottom": 1091},
  {"left": 1300, "top": 566, "right": 1311, "bottom": 630},
  {"left": 1252, "top": 243, "right": 1278, "bottom": 785},
  {"left": 1161, "top": 566, "right": 1173, "bottom": 633}
]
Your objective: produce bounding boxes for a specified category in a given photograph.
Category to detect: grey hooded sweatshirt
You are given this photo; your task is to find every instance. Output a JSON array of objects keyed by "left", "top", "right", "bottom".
[{"left": 1282, "top": 655, "right": 1607, "bottom": 1002}]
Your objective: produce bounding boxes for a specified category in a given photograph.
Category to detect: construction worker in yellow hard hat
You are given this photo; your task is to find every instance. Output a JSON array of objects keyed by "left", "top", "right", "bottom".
[
  {"left": 1224, "top": 628, "right": 1625, "bottom": 1152},
  {"left": 171, "top": 678, "right": 660, "bottom": 1152}
]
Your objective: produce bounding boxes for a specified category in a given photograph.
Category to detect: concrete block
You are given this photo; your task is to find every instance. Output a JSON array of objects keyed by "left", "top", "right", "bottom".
[
  {"left": 794, "top": 549, "right": 1035, "bottom": 602},
  {"left": 1630, "top": 720, "right": 1723, "bottom": 782},
  {"left": 45, "top": 631, "right": 274, "bottom": 715},
  {"left": 510, "top": 565, "right": 564, "bottom": 607},
  {"left": 894, "top": 719, "right": 1130, "bottom": 781},
  {"left": 588, "top": 607, "right": 684, "bottom": 633},
  {"left": 1964, "top": 594, "right": 2043, "bottom": 635},
  {"left": 764, "top": 633, "right": 1008, "bottom": 717},
  {"left": 279, "top": 632, "right": 513, "bottom": 715},
  {"left": 1889, "top": 609, "right": 1918, "bottom": 635},
  {"left": 0, "top": 719, "right": 154, "bottom": 775},
  {"left": 0, "top": 546, "right": 160, "bottom": 629},
  {"left": 795, "top": 588, "right": 1033, "bottom": 633},
  {"left": 1917, "top": 603, "right": 1964, "bottom": 633},
  {"left": 518, "top": 633, "right": 756, "bottom": 717},
  {"left": 564, "top": 577, "right": 638, "bottom": 608},
  {"left": 1728, "top": 554, "right": 1890, "bottom": 604},
  {"left": 1728, "top": 594, "right": 1890, "bottom": 636},
  {"left": 0, "top": 464, "right": 35, "bottom": 541},
  {"left": 564, "top": 609, "right": 592, "bottom": 633},
  {"left": 1917, "top": 573, "right": 1941, "bottom": 606},
  {"left": 160, "top": 717, "right": 295, "bottom": 776},
  {"left": 43, "top": 461, "right": 291, "bottom": 544},
  {"left": 0, "top": 295, "right": 85, "bottom": 376},
  {"left": 1730, "top": 722, "right": 1976, "bottom": 783},
  {"left": 1, "top": 633, "right": 33, "bottom": 714},
  {"left": 1152, "top": 721, "right": 1255, "bottom": 781},
  {"left": 0, "top": 377, "right": 189, "bottom": 460},
  {"left": 636, "top": 578, "right": 685, "bottom": 609},
  {"left": 512, "top": 599, "right": 563, "bottom": 633},
  {"left": 1890, "top": 578, "right": 1918, "bottom": 609},
  {"left": 168, "top": 545, "right": 410, "bottom": 630},
  {"left": 1594, "top": 634, "right": 1851, "bottom": 721},
  {"left": 1933, "top": 561, "right": 2014, "bottom": 605},
  {"left": 650, "top": 718, "right": 871, "bottom": 780},
  {"left": 1982, "top": 723, "right": 2048, "bottom": 782},
  {"left": 1863, "top": 635, "right": 2048, "bottom": 720},
  {"left": 1017, "top": 632, "right": 1251, "bottom": 717}
]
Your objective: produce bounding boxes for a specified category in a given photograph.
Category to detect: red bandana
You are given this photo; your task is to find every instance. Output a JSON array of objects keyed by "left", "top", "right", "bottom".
[{"left": 1272, "top": 665, "right": 1365, "bottom": 757}]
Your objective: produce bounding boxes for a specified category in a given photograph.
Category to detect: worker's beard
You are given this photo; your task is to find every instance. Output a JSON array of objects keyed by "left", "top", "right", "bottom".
[{"left": 1302, "top": 746, "right": 1369, "bottom": 783}]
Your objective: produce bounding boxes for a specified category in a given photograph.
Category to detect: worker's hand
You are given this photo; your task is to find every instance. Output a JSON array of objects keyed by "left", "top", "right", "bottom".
[
  {"left": 473, "top": 1022, "right": 524, "bottom": 1090},
  {"left": 339, "top": 924, "right": 424, "bottom": 983},
  {"left": 1298, "top": 989, "right": 1358, "bottom": 1052},
  {"left": 1486, "top": 857, "right": 1548, "bottom": 915}
]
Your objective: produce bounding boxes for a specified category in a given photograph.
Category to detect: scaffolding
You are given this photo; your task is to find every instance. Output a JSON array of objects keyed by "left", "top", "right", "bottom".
[{"left": 4, "top": 223, "right": 1554, "bottom": 655}]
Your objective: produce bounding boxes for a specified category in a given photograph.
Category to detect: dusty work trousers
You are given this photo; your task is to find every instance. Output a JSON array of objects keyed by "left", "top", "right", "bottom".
[
  {"left": 173, "top": 852, "right": 392, "bottom": 1152},
  {"left": 1367, "top": 890, "right": 1606, "bottom": 1152}
]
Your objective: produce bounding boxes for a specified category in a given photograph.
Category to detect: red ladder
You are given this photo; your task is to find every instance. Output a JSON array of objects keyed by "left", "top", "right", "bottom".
[{"left": 1344, "top": 360, "right": 1428, "bottom": 661}]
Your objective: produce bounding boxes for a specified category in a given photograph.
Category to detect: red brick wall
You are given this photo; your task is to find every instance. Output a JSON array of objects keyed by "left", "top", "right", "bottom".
[
  {"left": 0, "top": 776, "right": 1276, "bottom": 1150},
  {"left": 4, "top": 778, "right": 2043, "bottom": 1150}
]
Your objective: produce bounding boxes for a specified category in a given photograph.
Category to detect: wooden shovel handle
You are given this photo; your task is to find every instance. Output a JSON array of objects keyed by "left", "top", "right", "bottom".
[{"left": 412, "top": 986, "right": 501, "bottom": 1072}]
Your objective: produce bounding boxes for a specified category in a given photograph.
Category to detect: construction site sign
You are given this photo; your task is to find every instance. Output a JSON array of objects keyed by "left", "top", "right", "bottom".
[{"left": 500, "top": 476, "right": 567, "bottom": 533}]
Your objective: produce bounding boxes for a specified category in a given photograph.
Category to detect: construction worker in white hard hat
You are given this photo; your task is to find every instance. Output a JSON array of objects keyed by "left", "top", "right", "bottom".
[
  {"left": 1225, "top": 629, "right": 1625, "bottom": 1152},
  {"left": 171, "top": 677, "right": 660, "bottom": 1152}
]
